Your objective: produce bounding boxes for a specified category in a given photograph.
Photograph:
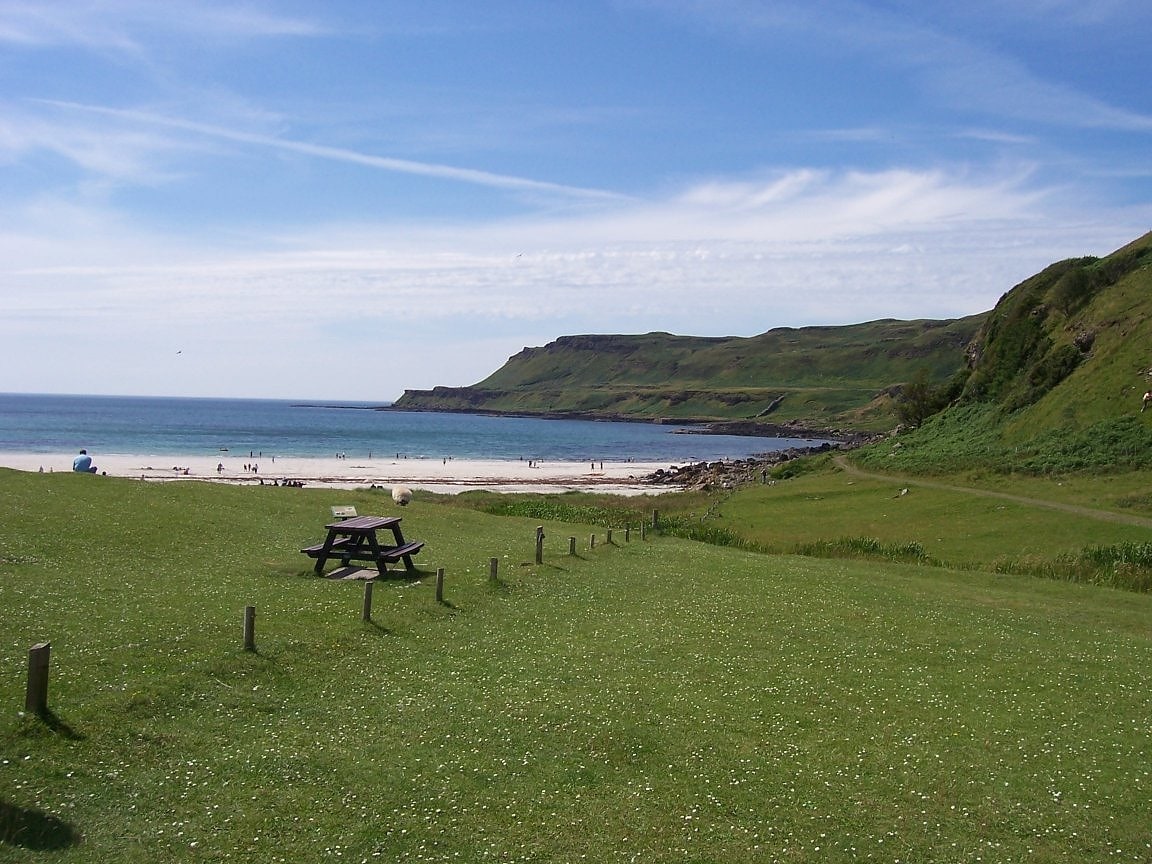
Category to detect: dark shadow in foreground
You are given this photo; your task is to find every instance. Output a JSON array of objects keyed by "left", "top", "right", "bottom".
[{"left": 0, "top": 799, "right": 82, "bottom": 851}]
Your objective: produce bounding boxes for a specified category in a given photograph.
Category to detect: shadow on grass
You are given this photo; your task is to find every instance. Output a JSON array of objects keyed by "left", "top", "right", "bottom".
[
  {"left": 360, "top": 619, "right": 392, "bottom": 636},
  {"left": 0, "top": 799, "right": 81, "bottom": 851},
  {"left": 19, "top": 708, "right": 84, "bottom": 741}
]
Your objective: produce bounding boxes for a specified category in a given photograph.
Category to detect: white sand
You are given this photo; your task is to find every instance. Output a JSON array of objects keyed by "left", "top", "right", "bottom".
[{"left": 0, "top": 451, "right": 685, "bottom": 495}]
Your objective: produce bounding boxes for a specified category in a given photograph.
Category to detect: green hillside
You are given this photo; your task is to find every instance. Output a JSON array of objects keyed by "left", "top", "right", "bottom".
[
  {"left": 858, "top": 231, "right": 1152, "bottom": 474},
  {"left": 396, "top": 230, "right": 1152, "bottom": 454},
  {"left": 394, "top": 317, "right": 985, "bottom": 432}
]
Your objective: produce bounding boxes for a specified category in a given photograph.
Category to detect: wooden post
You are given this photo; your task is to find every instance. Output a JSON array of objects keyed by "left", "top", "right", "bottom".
[
  {"left": 625, "top": 526, "right": 631, "bottom": 542},
  {"left": 25, "top": 642, "right": 50, "bottom": 715},
  {"left": 489, "top": 557, "right": 499, "bottom": 582},
  {"left": 590, "top": 534, "right": 596, "bottom": 549},
  {"left": 535, "top": 526, "right": 544, "bottom": 564},
  {"left": 641, "top": 523, "right": 647, "bottom": 541},
  {"left": 568, "top": 536, "right": 576, "bottom": 556},
  {"left": 652, "top": 509, "right": 660, "bottom": 528},
  {"left": 243, "top": 606, "right": 256, "bottom": 651},
  {"left": 436, "top": 567, "right": 445, "bottom": 603},
  {"left": 362, "top": 580, "right": 374, "bottom": 622},
  {"left": 607, "top": 528, "right": 614, "bottom": 545}
]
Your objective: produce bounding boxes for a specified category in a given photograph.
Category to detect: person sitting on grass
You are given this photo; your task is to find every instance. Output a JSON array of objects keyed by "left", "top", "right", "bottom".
[{"left": 72, "top": 449, "right": 97, "bottom": 473}]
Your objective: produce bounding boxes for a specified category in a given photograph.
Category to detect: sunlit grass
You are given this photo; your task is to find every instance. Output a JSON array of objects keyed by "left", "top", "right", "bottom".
[{"left": 3, "top": 469, "right": 1152, "bottom": 862}]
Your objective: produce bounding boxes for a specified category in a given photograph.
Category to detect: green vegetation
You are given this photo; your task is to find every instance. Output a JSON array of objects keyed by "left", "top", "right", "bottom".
[
  {"left": 394, "top": 317, "right": 984, "bottom": 431},
  {"left": 398, "top": 231, "right": 1152, "bottom": 482},
  {"left": 8, "top": 231, "right": 1152, "bottom": 861},
  {"left": 5, "top": 468, "right": 1152, "bottom": 862}
]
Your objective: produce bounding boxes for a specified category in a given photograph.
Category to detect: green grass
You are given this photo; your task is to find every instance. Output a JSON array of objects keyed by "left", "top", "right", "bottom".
[{"left": 4, "top": 469, "right": 1152, "bottom": 862}]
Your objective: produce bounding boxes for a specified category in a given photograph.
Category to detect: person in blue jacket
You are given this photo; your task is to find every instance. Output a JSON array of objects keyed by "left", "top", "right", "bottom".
[{"left": 73, "top": 449, "right": 97, "bottom": 473}]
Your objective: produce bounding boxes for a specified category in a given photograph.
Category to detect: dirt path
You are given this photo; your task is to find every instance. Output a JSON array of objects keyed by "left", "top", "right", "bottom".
[{"left": 832, "top": 456, "right": 1152, "bottom": 530}]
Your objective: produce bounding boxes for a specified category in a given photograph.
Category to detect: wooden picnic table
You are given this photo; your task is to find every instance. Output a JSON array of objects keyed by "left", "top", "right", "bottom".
[{"left": 301, "top": 515, "right": 424, "bottom": 577}]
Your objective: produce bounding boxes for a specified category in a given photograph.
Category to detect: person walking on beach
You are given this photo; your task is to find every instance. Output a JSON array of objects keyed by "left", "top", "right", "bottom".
[{"left": 73, "top": 449, "right": 97, "bottom": 473}]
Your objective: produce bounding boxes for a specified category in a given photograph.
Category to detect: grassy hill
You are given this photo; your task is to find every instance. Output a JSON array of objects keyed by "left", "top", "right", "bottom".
[
  {"left": 394, "top": 317, "right": 985, "bottom": 433},
  {"left": 396, "top": 231, "right": 1152, "bottom": 453},
  {"left": 856, "top": 231, "right": 1152, "bottom": 475},
  {"left": 4, "top": 470, "right": 1152, "bottom": 861}
]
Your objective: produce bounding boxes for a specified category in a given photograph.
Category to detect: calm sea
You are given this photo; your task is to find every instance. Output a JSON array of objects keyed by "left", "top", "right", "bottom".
[{"left": 0, "top": 393, "right": 819, "bottom": 463}]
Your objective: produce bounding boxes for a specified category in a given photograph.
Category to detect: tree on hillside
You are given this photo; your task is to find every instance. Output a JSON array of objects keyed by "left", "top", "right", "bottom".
[
  {"left": 1051, "top": 266, "right": 1091, "bottom": 315},
  {"left": 897, "top": 368, "right": 950, "bottom": 428}
]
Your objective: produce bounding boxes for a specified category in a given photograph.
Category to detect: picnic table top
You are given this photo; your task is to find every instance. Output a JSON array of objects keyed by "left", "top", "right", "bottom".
[{"left": 324, "top": 515, "right": 401, "bottom": 532}]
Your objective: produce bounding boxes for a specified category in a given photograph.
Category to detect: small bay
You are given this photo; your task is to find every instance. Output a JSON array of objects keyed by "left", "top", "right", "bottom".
[{"left": 0, "top": 393, "right": 818, "bottom": 463}]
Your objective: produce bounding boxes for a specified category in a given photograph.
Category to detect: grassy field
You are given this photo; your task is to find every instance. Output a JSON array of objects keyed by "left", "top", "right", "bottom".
[{"left": 3, "top": 469, "right": 1152, "bottom": 862}]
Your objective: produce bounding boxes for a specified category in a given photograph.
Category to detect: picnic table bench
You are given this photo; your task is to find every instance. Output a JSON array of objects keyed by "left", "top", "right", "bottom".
[{"left": 301, "top": 515, "right": 424, "bottom": 577}]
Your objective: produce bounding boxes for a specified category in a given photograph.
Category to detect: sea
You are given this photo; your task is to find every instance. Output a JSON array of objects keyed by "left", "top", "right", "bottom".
[{"left": 0, "top": 393, "right": 822, "bottom": 464}]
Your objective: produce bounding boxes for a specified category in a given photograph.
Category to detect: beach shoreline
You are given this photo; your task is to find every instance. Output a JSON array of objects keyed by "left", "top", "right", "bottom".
[{"left": 0, "top": 451, "right": 683, "bottom": 495}]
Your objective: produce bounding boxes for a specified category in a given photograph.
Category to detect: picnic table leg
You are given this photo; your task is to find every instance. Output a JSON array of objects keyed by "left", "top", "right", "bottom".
[
  {"left": 314, "top": 530, "right": 339, "bottom": 574},
  {"left": 389, "top": 525, "right": 417, "bottom": 573},
  {"left": 364, "top": 529, "right": 389, "bottom": 577}
]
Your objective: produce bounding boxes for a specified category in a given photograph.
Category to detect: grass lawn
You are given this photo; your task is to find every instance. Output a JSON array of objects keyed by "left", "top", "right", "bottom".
[
  {"left": 3, "top": 469, "right": 1152, "bottom": 862},
  {"left": 687, "top": 466, "right": 1152, "bottom": 570}
]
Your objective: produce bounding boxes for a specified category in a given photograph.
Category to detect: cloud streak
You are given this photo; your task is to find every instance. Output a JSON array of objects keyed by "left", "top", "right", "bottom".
[
  {"left": 40, "top": 100, "right": 630, "bottom": 202},
  {"left": 0, "top": 0, "right": 323, "bottom": 49}
]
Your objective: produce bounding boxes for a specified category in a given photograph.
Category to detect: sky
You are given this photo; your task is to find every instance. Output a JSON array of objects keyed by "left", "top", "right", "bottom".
[{"left": 2, "top": 0, "right": 1150, "bottom": 401}]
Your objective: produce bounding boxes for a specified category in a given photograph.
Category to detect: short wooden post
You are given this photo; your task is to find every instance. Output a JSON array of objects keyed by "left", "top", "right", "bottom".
[
  {"left": 25, "top": 642, "right": 50, "bottom": 715},
  {"left": 362, "top": 580, "right": 374, "bottom": 622},
  {"left": 243, "top": 606, "right": 256, "bottom": 651},
  {"left": 652, "top": 509, "right": 660, "bottom": 528},
  {"left": 568, "top": 536, "right": 576, "bottom": 556},
  {"left": 625, "top": 526, "right": 631, "bottom": 542},
  {"left": 489, "top": 557, "right": 499, "bottom": 582},
  {"left": 607, "top": 528, "right": 614, "bottom": 545},
  {"left": 535, "top": 526, "right": 545, "bottom": 564},
  {"left": 641, "top": 523, "right": 647, "bottom": 541},
  {"left": 436, "top": 567, "right": 445, "bottom": 603},
  {"left": 590, "top": 534, "right": 596, "bottom": 549}
]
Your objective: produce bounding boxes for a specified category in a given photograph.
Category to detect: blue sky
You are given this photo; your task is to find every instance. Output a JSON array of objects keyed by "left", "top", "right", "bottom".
[{"left": 2, "top": 0, "right": 1150, "bottom": 400}]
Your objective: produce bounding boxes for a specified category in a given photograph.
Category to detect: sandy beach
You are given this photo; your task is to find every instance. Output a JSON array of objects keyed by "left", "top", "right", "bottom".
[{"left": 0, "top": 451, "right": 683, "bottom": 495}]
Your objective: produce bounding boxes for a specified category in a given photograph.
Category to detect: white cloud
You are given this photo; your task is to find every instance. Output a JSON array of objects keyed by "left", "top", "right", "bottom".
[
  {"left": 3, "top": 161, "right": 1146, "bottom": 399},
  {"left": 36, "top": 100, "right": 630, "bottom": 202},
  {"left": 0, "top": 0, "right": 324, "bottom": 50}
]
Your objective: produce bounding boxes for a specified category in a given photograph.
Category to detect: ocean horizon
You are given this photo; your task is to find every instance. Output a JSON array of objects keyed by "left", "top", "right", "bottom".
[{"left": 0, "top": 392, "right": 822, "bottom": 464}]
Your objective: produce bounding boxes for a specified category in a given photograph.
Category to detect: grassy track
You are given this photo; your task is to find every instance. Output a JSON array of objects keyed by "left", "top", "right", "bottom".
[{"left": 3, "top": 469, "right": 1152, "bottom": 862}]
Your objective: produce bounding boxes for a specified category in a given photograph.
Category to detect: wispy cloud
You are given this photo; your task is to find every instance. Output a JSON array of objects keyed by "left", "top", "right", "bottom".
[
  {"left": 39, "top": 100, "right": 630, "bottom": 201},
  {"left": 646, "top": 0, "right": 1152, "bottom": 134},
  {"left": 0, "top": 0, "right": 324, "bottom": 50}
]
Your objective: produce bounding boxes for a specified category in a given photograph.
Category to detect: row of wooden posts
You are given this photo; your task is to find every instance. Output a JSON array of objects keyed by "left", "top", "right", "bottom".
[{"left": 23, "top": 513, "right": 662, "bottom": 715}]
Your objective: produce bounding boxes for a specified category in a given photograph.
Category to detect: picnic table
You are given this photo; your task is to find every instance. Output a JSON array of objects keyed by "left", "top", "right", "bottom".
[{"left": 301, "top": 515, "right": 424, "bottom": 577}]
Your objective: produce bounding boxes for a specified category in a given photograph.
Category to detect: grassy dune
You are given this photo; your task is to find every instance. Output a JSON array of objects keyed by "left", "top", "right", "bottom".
[{"left": 3, "top": 469, "right": 1152, "bottom": 862}]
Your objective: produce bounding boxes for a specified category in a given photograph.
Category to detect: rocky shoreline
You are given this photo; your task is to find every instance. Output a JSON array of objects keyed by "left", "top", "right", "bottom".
[{"left": 641, "top": 440, "right": 858, "bottom": 490}]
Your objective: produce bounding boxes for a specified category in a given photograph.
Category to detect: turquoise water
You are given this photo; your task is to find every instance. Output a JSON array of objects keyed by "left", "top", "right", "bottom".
[{"left": 0, "top": 393, "right": 818, "bottom": 463}]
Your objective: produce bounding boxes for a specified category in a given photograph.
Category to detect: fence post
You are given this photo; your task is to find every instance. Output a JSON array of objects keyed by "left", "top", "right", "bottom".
[
  {"left": 243, "top": 606, "right": 256, "bottom": 651},
  {"left": 569, "top": 536, "right": 576, "bottom": 556},
  {"left": 590, "top": 534, "right": 596, "bottom": 549},
  {"left": 436, "top": 567, "right": 445, "bottom": 603},
  {"left": 625, "top": 526, "right": 631, "bottom": 542},
  {"left": 535, "top": 526, "right": 545, "bottom": 564},
  {"left": 25, "top": 642, "right": 50, "bottom": 715},
  {"left": 607, "top": 528, "right": 614, "bottom": 545},
  {"left": 641, "top": 523, "right": 647, "bottom": 541},
  {"left": 362, "top": 580, "right": 374, "bottom": 622},
  {"left": 489, "top": 557, "right": 499, "bottom": 583},
  {"left": 652, "top": 509, "right": 660, "bottom": 529}
]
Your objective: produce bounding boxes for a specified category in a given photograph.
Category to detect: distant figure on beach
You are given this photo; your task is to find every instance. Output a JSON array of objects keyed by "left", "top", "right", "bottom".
[{"left": 72, "top": 449, "right": 97, "bottom": 473}]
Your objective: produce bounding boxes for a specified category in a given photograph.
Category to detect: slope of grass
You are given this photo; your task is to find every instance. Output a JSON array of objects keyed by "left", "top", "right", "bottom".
[
  {"left": 394, "top": 317, "right": 983, "bottom": 430},
  {"left": 3, "top": 470, "right": 1152, "bottom": 862}
]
